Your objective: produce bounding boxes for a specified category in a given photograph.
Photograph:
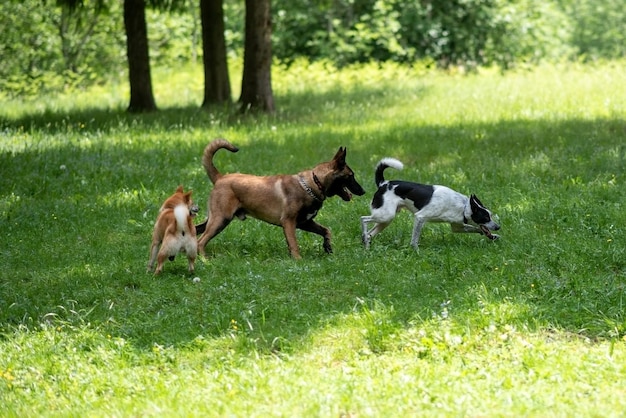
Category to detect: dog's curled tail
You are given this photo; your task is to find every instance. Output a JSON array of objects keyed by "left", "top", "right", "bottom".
[
  {"left": 174, "top": 205, "right": 190, "bottom": 233},
  {"left": 202, "top": 138, "right": 239, "bottom": 184},
  {"left": 375, "top": 157, "right": 403, "bottom": 186}
]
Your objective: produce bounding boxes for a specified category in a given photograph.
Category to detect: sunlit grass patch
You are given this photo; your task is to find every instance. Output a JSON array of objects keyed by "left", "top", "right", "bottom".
[{"left": 1, "top": 61, "right": 626, "bottom": 416}]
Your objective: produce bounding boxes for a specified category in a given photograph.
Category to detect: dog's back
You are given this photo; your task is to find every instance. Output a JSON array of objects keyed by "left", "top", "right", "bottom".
[{"left": 372, "top": 157, "right": 435, "bottom": 213}]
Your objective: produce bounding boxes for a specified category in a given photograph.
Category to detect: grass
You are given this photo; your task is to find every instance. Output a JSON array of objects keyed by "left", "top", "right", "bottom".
[{"left": 1, "top": 60, "right": 626, "bottom": 416}]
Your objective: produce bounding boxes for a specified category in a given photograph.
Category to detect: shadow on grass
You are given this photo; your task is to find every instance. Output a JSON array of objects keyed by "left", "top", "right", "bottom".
[
  {"left": 0, "top": 80, "right": 430, "bottom": 134},
  {"left": 1, "top": 94, "right": 625, "bottom": 352}
]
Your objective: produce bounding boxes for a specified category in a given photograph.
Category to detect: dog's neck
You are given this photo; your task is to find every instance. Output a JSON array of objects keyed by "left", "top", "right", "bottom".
[
  {"left": 463, "top": 199, "right": 471, "bottom": 224},
  {"left": 312, "top": 172, "right": 324, "bottom": 194},
  {"left": 298, "top": 173, "right": 325, "bottom": 202}
]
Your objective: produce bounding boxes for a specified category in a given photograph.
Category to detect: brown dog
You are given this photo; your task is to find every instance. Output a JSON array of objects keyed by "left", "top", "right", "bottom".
[
  {"left": 147, "top": 186, "right": 199, "bottom": 274},
  {"left": 195, "top": 138, "right": 365, "bottom": 259}
]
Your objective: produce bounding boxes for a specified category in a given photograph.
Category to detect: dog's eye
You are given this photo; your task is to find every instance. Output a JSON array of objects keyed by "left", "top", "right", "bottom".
[{"left": 473, "top": 212, "right": 491, "bottom": 224}]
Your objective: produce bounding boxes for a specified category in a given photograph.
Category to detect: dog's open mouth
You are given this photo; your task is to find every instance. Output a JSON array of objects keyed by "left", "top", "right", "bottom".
[
  {"left": 339, "top": 179, "right": 365, "bottom": 201},
  {"left": 339, "top": 187, "right": 352, "bottom": 201},
  {"left": 480, "top": 225, "right": 495, "bottom": 240},
  {"left": 329, "top": 177, "right": 365, "bottom": 202}
]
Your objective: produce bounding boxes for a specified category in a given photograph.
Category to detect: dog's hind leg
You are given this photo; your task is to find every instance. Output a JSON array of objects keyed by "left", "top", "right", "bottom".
[
  {"left": 410, "top": 215, "right": 427, "bottom": 248},
  {"left": 147, "top": 225, "right": 164, "bottom": 272},
  {"left": 297, "top": 219, "right": 332, "bottom": 256},
  {"left": 155, "top": 233, "right": 179, "bottom": 274},
  {"left": 155, "top": 246, "right": 171, "bottom": 275},
  {"left": 185, "top": 238, "right": 198, "bottom": 273},
  {"left": 155, "top": 253, "right": 167, "bottom": 275},
  {"left": 197, "top": 216, "right": 232, "bottom": 256},
  {"left": 147, "top": 240, "right": 160, "bottom": 272}
]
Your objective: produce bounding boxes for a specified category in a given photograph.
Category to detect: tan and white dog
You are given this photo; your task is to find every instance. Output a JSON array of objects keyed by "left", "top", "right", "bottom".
[
  {"left": 195, "top": 138, "right": 366, "bottom": 259},
  {"left": 147, "top": 186, "right": 199, "bottom": 274}
]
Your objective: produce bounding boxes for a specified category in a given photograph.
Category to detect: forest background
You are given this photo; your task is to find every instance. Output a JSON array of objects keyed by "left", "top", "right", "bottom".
[{"left": 1, "top": 0, "right": 624, "bottom": 99}]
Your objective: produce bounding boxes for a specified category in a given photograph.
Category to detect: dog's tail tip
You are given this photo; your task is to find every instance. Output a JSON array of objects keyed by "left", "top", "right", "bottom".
[
  {"left": 203, "top": 138, "right": 239, "bottom": 184},
  {"left": 206, "top": 138, "right": 239, "bottom": 153},
  {"left": 380, "top": 157, "right": 403, "bottom": 170},
  {"left": 374, "top": 157, "right": 403, "bottom": 186}
]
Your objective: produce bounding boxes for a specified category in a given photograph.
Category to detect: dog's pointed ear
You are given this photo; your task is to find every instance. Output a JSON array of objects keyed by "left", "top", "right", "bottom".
[
  {"left": 470, "top": 194, "right": 484, "bottom": 209},
  {"left": 176, "top": 185, "right": 184, "bottom": 193},
  {"left": 332, "top": 147, "right": 347, "bottom": 168}
]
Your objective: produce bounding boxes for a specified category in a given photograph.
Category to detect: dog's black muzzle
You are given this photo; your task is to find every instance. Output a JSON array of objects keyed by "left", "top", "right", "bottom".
[
  {"left": 348, "top": 177, "right": 366, "bottom": 197},
  {"left": 338, "top": 177, "right": 366, "bottom": 201},
  {"left": 327, "top": 174, "right": 366, "bottom": 202}
]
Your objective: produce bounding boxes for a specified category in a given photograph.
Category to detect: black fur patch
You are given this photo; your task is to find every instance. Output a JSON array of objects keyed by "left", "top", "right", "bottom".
[
  {"left": 470, "top": 195, "right": 492, "bottom": 224},
  {"left": 370, "top": 187, "right": 386, "bottom": 209},
  {"left": 470, "top": 206, "right": 492, "bottom": 224},
  {"left": 391, "top": 181, "right": 434, "bottom": 210},
  {"left": 297, "top": 200, "right": 323, "bottom": 224}
]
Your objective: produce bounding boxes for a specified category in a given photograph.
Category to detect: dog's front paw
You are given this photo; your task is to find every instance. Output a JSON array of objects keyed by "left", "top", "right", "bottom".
[
  {"left": 323, "top": 242, "right": 333, "bottom": 254},
  {"left": 489, "top": 234, "right": 500, "bottom": 241}
]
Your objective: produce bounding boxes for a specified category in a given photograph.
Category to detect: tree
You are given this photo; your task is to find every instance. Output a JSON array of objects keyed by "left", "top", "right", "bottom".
[
  {"left": 239, "top": 0, "right": 274, "bottom": 113},
  {"left": 124, "top": 0, "right": 157, "bottom": 112},
  {"left": 58, "top": 1, "right": 102, "bottom": 73},
  {"left": 200, "top": 0, "right": 231, "bottom": 106}
]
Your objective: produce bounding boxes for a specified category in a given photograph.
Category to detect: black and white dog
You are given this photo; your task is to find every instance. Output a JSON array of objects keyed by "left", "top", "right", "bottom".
[{"left": 361, "top": 158, "right": 500, "bottom": 249}]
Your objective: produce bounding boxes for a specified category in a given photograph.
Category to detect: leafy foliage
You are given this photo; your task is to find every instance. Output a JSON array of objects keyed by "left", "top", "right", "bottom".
[
  {"left": 273, "top": 0, "right": 622, "bottom": 68},
  {"left": 0, "top": 0, "right": 125, "bottom": 96},
  {"left": 1, "top": 0, "right": 625, "bottom": 97},
  {"left": 562, "top": 0, "right": 626, "bottom": 60}
]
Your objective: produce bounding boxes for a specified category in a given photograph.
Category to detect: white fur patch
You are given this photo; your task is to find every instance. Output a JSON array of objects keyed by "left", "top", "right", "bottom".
[
  {"left": 174, "top": 205, "right": 188, "bottom": 232},
  {"left": 379, "top": 157, "right": 404, "bottom": 171}
]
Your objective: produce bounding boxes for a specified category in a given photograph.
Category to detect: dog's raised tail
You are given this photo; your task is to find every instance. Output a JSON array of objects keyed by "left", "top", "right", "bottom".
[
  {"left": 375, "top": 157, "right": 403, "bottom": 186},
  {"left": 203, "top": 138, "right": 239, "bottom": 184},
  {"left": 174, "top": 205, "right": 190, "bottom": 234}
]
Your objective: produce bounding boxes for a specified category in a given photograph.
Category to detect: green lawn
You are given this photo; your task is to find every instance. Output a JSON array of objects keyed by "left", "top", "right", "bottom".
[{"left": 1, "top": 61, "right": 625, "bottom": 416}]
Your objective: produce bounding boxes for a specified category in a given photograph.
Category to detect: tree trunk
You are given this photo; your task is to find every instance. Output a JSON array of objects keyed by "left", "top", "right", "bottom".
[
  {"left": 239, "top": 0, "right": 274, "bottom": 113},
  {"left": 124, "top": 0, "right": 157, "bottom": 112},
  {"left": 200, "top": 0, "right": 232, "bottom": 106}
]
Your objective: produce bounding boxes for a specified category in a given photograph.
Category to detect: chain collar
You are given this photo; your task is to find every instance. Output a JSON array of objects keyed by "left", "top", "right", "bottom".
[{"left": 298, "top": 175, "right": 324, "bottom": 202}]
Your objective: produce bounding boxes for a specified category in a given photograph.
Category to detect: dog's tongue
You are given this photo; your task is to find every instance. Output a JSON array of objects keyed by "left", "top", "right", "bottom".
[{"left": 480, "top": 225, "right": 493, "bottom": 239}]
